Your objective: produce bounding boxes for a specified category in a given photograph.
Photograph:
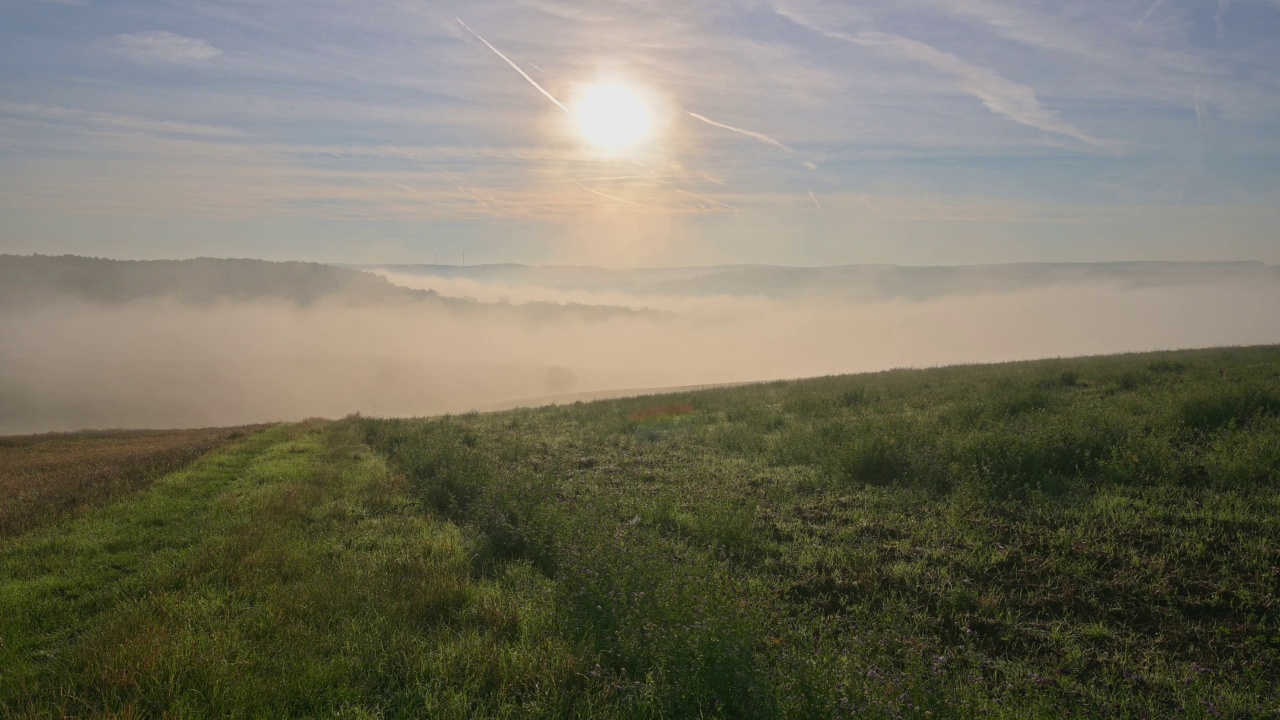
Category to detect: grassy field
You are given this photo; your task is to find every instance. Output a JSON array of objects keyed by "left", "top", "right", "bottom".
[{"left": 2, "top": 346, "right": 1279, "bottom": 718}]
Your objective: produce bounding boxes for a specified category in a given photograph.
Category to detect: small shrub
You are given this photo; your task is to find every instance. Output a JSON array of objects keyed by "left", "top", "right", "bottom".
[
  {"left": 1116, "top": 369, "right": 1150, "bottom": 391},
  {"left": 770, "top": 423, "right": 825, "bottom": 466},
  {"left": 989, "top": 387, "right": 1056, "bottom": 418},
  {"left": 361, "top": 420, "right": 493, "bottom": 516},
  {"left": 629, "top": 404, "right": 695, "bottom": 421},
  {"left": 834, "top": 432, "right": 911, "bottom": 487},
  {"left": 711, "top": 422, "right": 767, "bottom": 456},
  {"left": 952, "top": 422, "right": 1113, "bottom": 495},
  {"left": 1198, "top": 421, "right": 1280, "bottom": 487},
  {"left": 1147, "top": 359, "right": 1186, "bottom": 373},
  {"left": 1179, "top": 383, "right": 1280, "bottom": 432},
  {"left": 839, "top": 388, "right": 870, "bottom": 407},
  {"left": 784, "top": 392, "right": 833, "bottom": 418}
]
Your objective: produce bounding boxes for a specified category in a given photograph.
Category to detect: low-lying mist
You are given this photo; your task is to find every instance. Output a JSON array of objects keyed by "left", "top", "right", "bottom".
[{"left": 4, "top": 275, "right": 1279, "bottom": 434}]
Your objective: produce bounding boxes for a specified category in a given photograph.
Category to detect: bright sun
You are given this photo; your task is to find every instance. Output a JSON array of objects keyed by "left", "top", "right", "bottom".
[{"left": 573, "top": 82, "right": 653, "bottom": 152}]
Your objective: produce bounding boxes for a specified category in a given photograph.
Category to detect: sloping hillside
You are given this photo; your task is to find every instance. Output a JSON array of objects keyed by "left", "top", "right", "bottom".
[{"left": 4, "top": 346, "right": 1278, "bottom": 717}]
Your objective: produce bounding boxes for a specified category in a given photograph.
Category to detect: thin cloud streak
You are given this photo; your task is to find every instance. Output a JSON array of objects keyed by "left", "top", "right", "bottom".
[
  {"left": 456, "top": 17, "right": 570, "bottom": 114},
  {"left": 1138, "top": 0, "right": 1166, "bottom": 25},
  {"left": 686, "top": 111, "right": 793, "bottom": 152},
  {"left": 0, "top": 102, "right": 247, "bottom": 139},
  {"left": 775, "top": 5, "right": 1115, "bottom": 150},
  {"left": 674, "top": 187, "right": 737, "bottom": 213},
  {"left": 544, "top": 174, "right": 680, "bottom": 184},
  {"left": 895, "top": 0, "right": 1242, "bottom": 118},
  {"left": 114, "top": 31, "right": 221, "bottom": 65},
  {"left": 571, "top": 181, "right": 645, "bottom": 207},
  {"left": 808, "top": 189, "right": 824, "bottom": 213}
]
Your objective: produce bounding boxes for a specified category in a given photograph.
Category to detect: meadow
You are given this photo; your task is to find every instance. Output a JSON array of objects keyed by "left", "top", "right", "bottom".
[{"left": 2, "top": 346, "right": 1278, "bottom": 718}]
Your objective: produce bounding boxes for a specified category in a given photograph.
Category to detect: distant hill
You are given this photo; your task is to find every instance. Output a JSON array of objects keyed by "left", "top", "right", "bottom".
[
  {"left": 0, "top": 255, "right": 431, "bottom": 307},
  {"left": 0, "top": 255, "right": 657, "bottom": 320},
  {"left": 643, "top": 261, "right": 1280, "bottom": 300},
  {"left": 354, "top": 260, "right": 1280, "bottom": 301},
  {"left": 342, "top": 262, "right": 761, "bottom": 294}
]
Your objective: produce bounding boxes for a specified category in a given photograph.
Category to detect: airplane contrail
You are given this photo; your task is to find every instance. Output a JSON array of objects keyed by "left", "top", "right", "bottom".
[
  {"left": 456, "top": 18, "right": 569, "bottom": 114},
  {"left": 808, "top": 189, "right": 824, "bottom": 213},
  {"left": 686, "top": 111, "right": 792, "bottom": 151}
]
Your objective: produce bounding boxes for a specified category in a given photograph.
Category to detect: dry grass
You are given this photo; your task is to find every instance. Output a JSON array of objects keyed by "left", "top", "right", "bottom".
[{"left": 0, "top": 426, "right": 268, "bottom": 539}]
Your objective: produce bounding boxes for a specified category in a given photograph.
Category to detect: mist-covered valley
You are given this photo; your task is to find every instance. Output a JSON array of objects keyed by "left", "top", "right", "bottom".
[{"left": 4, "top": 254, "right": 1280, "bottom": 434}]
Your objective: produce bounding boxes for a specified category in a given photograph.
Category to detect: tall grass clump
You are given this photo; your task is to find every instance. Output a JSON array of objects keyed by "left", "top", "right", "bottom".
[
  {"left": 357, "top": 417, "right": 494, "bottom": 514},
  {"left": 1178, "top": 381, "right": 1280, "bottom": 432}
]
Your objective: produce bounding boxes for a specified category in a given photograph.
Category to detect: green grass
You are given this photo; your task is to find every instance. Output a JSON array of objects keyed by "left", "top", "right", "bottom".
[
  {"left": 1, "top": 423, "right": 599, "bottom": 717},
  {"left": 3, "top": 346, "right": 1280, "bottom": 718}
]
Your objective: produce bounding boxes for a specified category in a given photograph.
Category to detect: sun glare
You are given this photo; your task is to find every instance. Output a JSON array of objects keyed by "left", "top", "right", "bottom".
[{"left": 573, "top": 82, "right": 653, "bottom": 152}]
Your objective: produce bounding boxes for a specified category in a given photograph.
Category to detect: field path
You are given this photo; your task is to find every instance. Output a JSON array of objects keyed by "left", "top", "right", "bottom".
[
  {"left": 0, "top": 425, "right": 296, "bottom": 703},
  {"left": 0, "top": 419, "right": 585, "bottom": 718}
]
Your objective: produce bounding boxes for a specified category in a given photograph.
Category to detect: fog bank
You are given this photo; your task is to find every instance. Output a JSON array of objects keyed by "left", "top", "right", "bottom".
[{"left": 4, "top": 274, "right": 1279, "bottom": 434}]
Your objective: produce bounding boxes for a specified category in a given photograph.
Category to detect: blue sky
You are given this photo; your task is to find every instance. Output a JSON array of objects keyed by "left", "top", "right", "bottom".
[{"left": 1, "top": 0, "right": 1278, "bottom": 266}]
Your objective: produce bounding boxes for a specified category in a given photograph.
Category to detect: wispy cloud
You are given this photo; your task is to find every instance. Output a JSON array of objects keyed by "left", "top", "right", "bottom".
[
  {"left": 669, "top": 187, "right": 738, "bottom": 216},
  {"left": 571, "top": 181, "right": 645, "bottom": 207},
  {"left": 890, "top": 0, "right": 1248, "bottom": 117},
  {"left": 0, "top": 102, "right": 246, "bottom": 138},
  {"left": 114, "top": 31, "right": 221, "bottom": 65},
  {"left": 1138, "top": 0, "right": 1167, "bottom": 25},
  {"left": 776, "top": 5, "right": 1113, "bottom": 150}
]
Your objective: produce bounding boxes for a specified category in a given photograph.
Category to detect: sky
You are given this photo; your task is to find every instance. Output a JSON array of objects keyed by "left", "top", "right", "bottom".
[{"left": 1, "top": 0, "right": 1279, "bottom": 267}]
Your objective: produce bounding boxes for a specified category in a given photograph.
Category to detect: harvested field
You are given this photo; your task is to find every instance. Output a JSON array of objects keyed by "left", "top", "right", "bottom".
[{"left": 0, "top": 426, "right": 266, "bottom": 538}]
